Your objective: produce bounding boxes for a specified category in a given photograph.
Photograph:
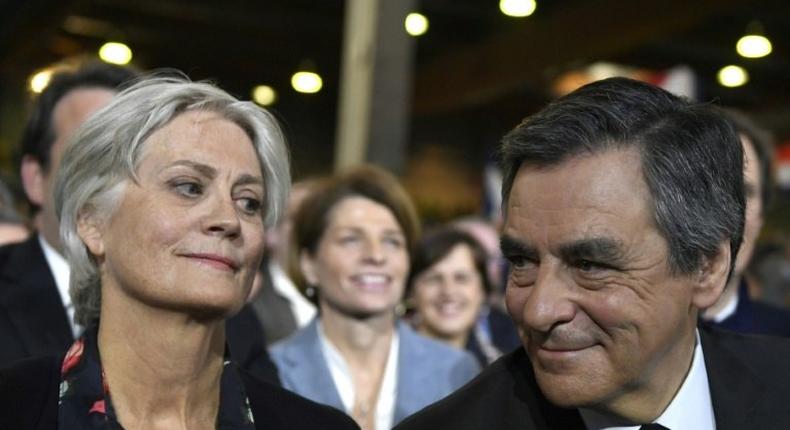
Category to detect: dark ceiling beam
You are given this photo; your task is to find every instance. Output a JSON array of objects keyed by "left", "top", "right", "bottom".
[
  {"left": 0, "top": 0, "right": 77, "bottom": 68},
  {"left": 413, "top": 0, "right": 749, "bottom": 115},
  {"left": 82, "top": 0, "right": 342, "bottom": 34}
]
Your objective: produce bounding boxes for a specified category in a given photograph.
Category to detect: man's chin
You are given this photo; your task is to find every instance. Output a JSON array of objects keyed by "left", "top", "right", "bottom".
[{"left": 533, "top": 369, "right": 607, "bottom": 409}]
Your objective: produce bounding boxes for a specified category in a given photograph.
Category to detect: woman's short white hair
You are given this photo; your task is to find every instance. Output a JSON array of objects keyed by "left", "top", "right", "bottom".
[{"left": 54, "top": 74, "right": 290, "bottom": 326}]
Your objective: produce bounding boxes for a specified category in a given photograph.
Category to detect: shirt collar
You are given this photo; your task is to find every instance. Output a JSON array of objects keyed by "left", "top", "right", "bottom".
[
  {"left": 39, "top": 234, "right": 81, "bottom": 336},
  {"left": 580, "top": 329, "right": 716, "bottom": 430}
]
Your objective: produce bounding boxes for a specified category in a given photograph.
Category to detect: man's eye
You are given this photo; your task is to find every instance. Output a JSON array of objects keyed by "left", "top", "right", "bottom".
[
  {"left": 575, "top": 259, "right": 607, "bottom": 273},
  {"left": 507, "top": 256, "right": 532, "bottom": 270},
  {"left": 174, "top": 181, "right": 202, "bottom": 197}
]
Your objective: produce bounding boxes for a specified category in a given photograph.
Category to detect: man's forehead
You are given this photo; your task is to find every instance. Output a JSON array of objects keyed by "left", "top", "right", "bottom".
[
  {"left": 502, "top": 149, "right": 653, "bottom": 248},
  {"left": 52, "top": 87, "right": 116, "bottom": 138}
]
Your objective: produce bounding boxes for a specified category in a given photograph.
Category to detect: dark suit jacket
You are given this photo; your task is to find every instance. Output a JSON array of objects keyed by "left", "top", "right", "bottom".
[
  {"left": 0, "top": 236, "right": 72, "bottom": 366},
  {"left": 394, "top": 326, "right": 790, "bottom": 430},
  {"left": 706, "top": 279, "right": 790, "bottom": 337},
  {"left": 249, "top": 261, "right": 298, "bottom": 345},
  {"left": 0, "top": 354, "right": 359, "bottom": 430},
  {"left": 0, "top": 235, "right": 281, "bottom": 385}
]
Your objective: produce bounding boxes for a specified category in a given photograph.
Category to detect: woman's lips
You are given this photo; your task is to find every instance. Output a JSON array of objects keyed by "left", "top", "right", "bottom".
[
  {"left": 350, "top": 273, "right": 391, "bottom": 291},
  {"left": 182, "top": 253, "right": 239, "bottom": 271}
]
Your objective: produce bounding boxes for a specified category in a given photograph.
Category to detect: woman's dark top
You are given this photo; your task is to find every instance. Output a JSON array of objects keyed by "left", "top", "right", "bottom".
[{"left": 0, "top": 326, "right": 359, "bottom": 430}]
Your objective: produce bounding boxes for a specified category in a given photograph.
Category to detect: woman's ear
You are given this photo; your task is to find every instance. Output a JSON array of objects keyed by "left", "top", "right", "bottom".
[
  {"left": 299, "top": 250, "right": 319, "bottom": 286},
  {"left": 77, "top": 207, "right": 105, "bottom": 258},
  {"left": 691, "top": 241, "right": 732, "bottom": 310}
]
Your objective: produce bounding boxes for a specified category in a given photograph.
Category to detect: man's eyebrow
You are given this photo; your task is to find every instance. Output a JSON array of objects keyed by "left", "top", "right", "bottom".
[
  {"left": 500, "top": 235, "right": 538, "bottom": 260},
  {"left": 559, "top": 238, "right": 625, "bottom": 263}
]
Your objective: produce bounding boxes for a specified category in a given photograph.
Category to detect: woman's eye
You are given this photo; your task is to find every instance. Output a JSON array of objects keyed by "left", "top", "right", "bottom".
[
  {"left": 236, "top": 197, "right": 262, "bottom": 214},
  {"left": 174, "top": 181, "right": 202, "bottom": 197},
  {"left": 384, "top": 237, "right": 404, "bottom": 248},
  {"left": 339, "top": 235, "right": 359, "bottom": 245}
]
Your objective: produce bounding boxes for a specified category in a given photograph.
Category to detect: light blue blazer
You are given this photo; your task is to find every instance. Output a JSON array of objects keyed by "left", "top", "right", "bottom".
[{"left": 270, "top": 318, "right": 480, "bottom": 425}]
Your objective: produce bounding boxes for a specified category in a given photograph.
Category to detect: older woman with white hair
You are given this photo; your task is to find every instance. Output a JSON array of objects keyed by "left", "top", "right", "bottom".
[{"left": 0, "top": 75, "right": 358, "bottom": 430}]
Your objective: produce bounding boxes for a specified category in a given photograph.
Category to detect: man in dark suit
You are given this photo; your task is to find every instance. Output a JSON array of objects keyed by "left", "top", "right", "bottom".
[
  {"left": 395, "top": 78, "right": 790, "bottom": 430},
  {"left": 0, "top": 63, "right": 281, "bottom": 385},
  {"left": 701, "top": 110, "right": 790, "bottom": 336},
  {"left": 0, "top": 62, "right": 137, "bottom": 365}
]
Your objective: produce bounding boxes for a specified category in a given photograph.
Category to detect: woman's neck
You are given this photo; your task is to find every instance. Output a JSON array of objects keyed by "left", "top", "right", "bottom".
[
  {"left": 319, "top": 303, "right": 395, "bottom": 365},
  {"left": 98, "top": 285, "right": 226, "bottom": 430}
]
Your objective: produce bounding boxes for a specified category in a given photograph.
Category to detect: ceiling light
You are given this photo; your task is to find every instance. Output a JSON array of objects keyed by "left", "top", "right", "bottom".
[
  {"left": 717, "top": 65, "right": 748, "bottom": 88},
  {"left": 500, "top": 0, "right": 537, "bottom": 17},
  {"left": 29, "top": 69, "right": 53, "bottom": 93},
  {"left": 291, "top": 71, "right": 322, "bottom": 94},
  {"left": 736, "top": 34, "right": 772, "bottom": 58},
  {"left": 252, "top": 85, "right": 277, "bottom": 106},
  {"left": 405, "top": 12, "right": 429, "bottom": 36},
  {"left": 99, "top": 42, "right": 133, "bottom": 65}
]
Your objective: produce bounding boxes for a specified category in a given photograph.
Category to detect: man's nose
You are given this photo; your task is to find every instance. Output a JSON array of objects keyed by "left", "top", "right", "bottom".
[{"left": 522, "top": 265, "right": 575, "bottom": 333}]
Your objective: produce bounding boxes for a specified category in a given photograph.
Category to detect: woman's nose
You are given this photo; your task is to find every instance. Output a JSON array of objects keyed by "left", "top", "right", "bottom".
[{"left": 203, "top": 194, "right": 241, "bottom": 238}]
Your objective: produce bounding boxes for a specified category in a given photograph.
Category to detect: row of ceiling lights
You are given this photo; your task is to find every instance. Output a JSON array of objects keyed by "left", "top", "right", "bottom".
[
  {"left": 28, "top": 3, "right": 773, "bottom": 98},
  {"left": 28, "top": 1, "right": 533, "bottom": 98}
]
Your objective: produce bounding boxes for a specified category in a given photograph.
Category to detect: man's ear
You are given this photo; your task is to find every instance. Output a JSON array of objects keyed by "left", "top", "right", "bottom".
[
  {"left": 76, "top": 207, "right": 105, "bottom": 259},
  {"left": 20, "top": 155, "right": 46, "bottom": 206},
  {"left": 691, "top": 241, "right": 731, "bottom": 309},
  {"left": 299, "top": 250, "right": 319, "bottom": 286}
]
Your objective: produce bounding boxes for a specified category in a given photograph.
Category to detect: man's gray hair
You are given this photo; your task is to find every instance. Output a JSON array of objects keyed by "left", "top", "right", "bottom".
[{"left": 54, "top": 74, "right": 291, "bottom": 326}]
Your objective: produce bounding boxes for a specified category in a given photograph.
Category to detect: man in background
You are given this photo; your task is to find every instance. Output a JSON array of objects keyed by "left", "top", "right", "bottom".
[
  {"left": 701, "top": 110, "right": 790, "bottom": 336},
  {"left": 0, "top": 62, "right": 136, "bottom": 366}
]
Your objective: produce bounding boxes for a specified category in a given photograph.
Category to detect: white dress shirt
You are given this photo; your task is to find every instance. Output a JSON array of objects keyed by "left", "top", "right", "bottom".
[
  {"left": 580, "top": 330, "right": 716, "bottom": 430},
  {"left": 39, "top": 235, "right": 82, "bottom": 337},
  {"left": 317, "top": 322, "right": 399, "bottom": 430}
]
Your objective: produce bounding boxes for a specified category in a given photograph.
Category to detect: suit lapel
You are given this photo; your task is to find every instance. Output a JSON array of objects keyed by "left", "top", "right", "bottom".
[
  {"left": 280, "top": 320, "right": 346, "bottom": 412},
  {"left": 0, "top": 236, "right": 73, "bottom": 357},
  {"left": 700, "top": 327, "right": 763, "bottom": 430}
]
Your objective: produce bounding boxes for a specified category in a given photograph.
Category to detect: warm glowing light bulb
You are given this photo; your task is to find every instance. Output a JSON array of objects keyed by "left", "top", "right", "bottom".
[
  {"left": 717, "top": 65, "right": 748, "bottom": 88},
  {"left": 500, "top": 0, "right": 537, "bottom": 17},
  {"left": 30, "top": 70, "right": 53, "bottom": 93},
  {"left": 736, "top": 34, "right": 772, "bottom": 58},
  {"left": 405, "top": 12, "right": 429, "bottom": 36},
  {"left": 252, "top": 85, "right": 277, "bottom": 106},
  {"left": 99, "top": 42, "right": 133, "bottom": 65},
  {"left": 291, "top": 71, "right": 323, "bottom": 94}
]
